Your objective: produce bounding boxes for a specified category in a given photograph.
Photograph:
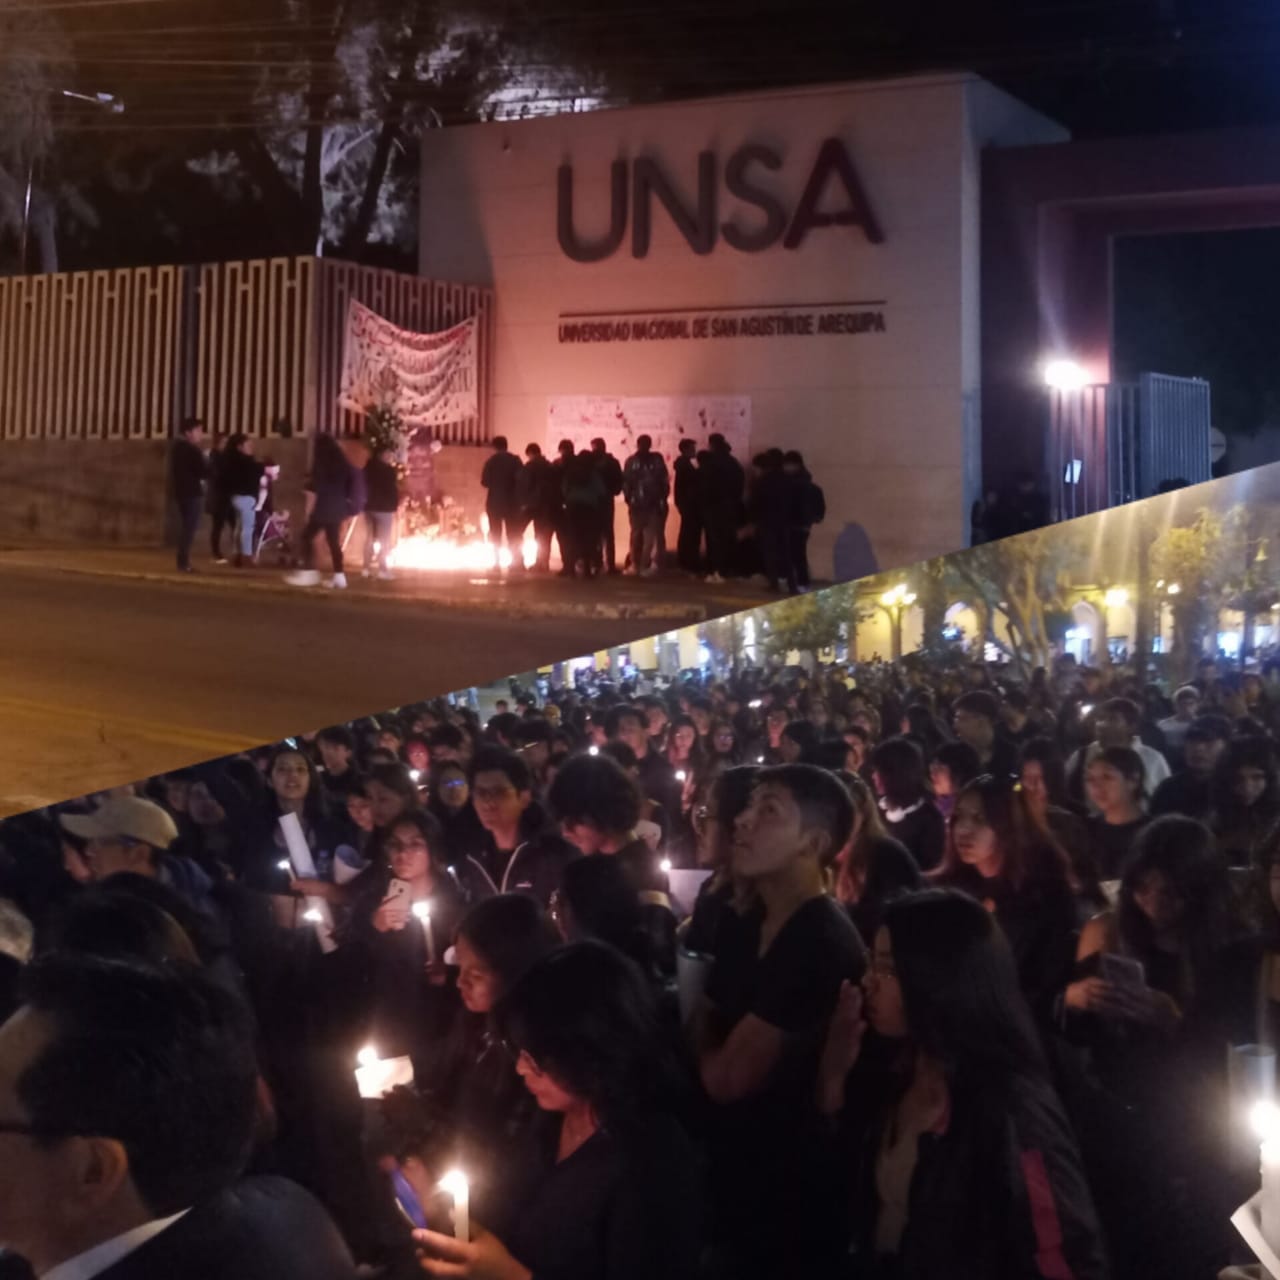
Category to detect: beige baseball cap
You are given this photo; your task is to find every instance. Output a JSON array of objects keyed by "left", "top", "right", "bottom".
[{"left": 60, "top": 796, "right": 179, "bottom": 851}]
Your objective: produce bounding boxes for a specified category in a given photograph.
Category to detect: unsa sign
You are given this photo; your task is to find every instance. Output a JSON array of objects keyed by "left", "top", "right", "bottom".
[{"left": 557, "top": 137, "right": 884, "bottom": 263}]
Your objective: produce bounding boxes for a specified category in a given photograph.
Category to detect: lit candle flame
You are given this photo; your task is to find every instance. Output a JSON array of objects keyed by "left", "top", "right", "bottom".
[
  {"left": 1252, "top": 1100, "right": 1280, "bottom": 1142},
  {"left": 302, "top": 908, "right": 322, "bottom": 923},
  {"left": 411, "top": 901, "right": 431, "bottom": 921},
  {"left": 277, "top": 859, "right": 291, "bottom": 872},
  {"left": 357, "top": 1045, "right": 378, "bottom": 1067},
  {"left": 660, "top": 858, "right": 673, "bottom": 874}
]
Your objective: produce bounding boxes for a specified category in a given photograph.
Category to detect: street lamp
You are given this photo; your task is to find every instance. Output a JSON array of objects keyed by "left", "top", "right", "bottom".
[
  {"left": 20, "top": 89, "right": 123, "bottom": 273},
  {"left": 879, "top": 583, "right": 917, "bottom": 660},
  {"left": 1042, "top": 358, "right": 1089, "bottom": 392},
  {"left": 1104, "top": 587, "right": 1129, "bottom": 609}
]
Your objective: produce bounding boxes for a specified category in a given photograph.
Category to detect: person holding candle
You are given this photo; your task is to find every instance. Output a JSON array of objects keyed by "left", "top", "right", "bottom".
[
  {"left": 815, "top": 888, "right": 1108, "bottom": 1280},
  {"left": 385, "top": 894, "right": 559, "bottom": 1240},
  {"left": 412, "top": 941, "right": 701, "bottom": 1280},
  {"left": 348, "top": 812, "right": 466, "bottom": 1083}
]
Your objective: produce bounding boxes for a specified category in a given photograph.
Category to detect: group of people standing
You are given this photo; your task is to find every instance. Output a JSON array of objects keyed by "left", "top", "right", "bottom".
[{"left": 481, "top": 432, "right": 824, "bottom": 592}]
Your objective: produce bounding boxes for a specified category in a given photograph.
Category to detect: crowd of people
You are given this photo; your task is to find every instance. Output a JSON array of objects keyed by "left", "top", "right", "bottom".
[
  {"left": 7, "top": 647, "right": 1280, "bottom": 1278},
  {"left": 481, "top": 432, "right": 825, "bottom": 591}
]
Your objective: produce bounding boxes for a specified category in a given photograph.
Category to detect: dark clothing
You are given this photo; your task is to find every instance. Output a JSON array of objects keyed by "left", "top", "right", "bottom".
[
  {"left": 462, "top": 799, "right": 553, "bottom": 892},
  {"left": 622, "top": 450, "right": 669, "bottom": 511},
  {"left": 879, "top": 800, "right": 945, "bottom": 873},
  {"left": 481, "top": 449, "right": 523, "bottom": 514},
  {"left": 698, "top": 447, "right": 745, "bottom": 516},
  {"left": 171, "top": 438, "right": 208, "bottom": 502},
  {"left": 705, "top": 894, "right": 867, "bottom": 1280},
  {"left": 684, "top": 876, "right": 745, "bottom": 959},
  {"left": 839, "top": 1066, "right": 1107, "bottom": 1280},
  {"left": 223, "top": 449, "right": 264, "bottom": 498},
  {"left": 505, "top": 1112, "right": 703, "bottom": 1280},
  {"left": 363, "top": 456, "right": 399, "bottom": 514},
  {"left": 1150, "top": 770, "right": 1213, "bottom": 822},
  {"left": 943, "top": 867, "right": 1077, "bottom": 1024},
  {"left": 1086, "top": 815, "right": 1150, "bottom": 880},
  {"left": 675, "top": 456, "right": 703, "bottom": 571},
  {"left": 89, "top": 1176, "right": 356, "bottom": 1280},
  {"left": 347, "top": 870, "right": 465, "bottom": 1083},
  {"left": 501, "top": 831, "right": 582, "bottom": 907},
  {"left": 752, "top": 468, "right": 792, "bottom": 590},
  {"left": 592, "top": 449, "right": 624, "bottom": 572},
  {"left": 176, "top": 495, "right": 203, "bottom": 571},
  {"left": 846, "top": 835, "right": 922, "bottom": 944},
  {"left": 979, "top": 735, "right": 1022, "bottom": 782},
  {"left": 787, "top": 526, "right": 811, "bottom": 588},
  {"left": 308, "top": 457, "right": 358, "bottom": 527},
  {"left": 561, "top": 454, "right": 607, "bottom": 575},
  {"left": 300, "top": 517, "right": 344, "bottom": 574},
  {"left": 519, "top": 454, "right": 562, "bottom": 572},
  {"left": 674, "top": 454, "right": 699, "bottom": 512}
]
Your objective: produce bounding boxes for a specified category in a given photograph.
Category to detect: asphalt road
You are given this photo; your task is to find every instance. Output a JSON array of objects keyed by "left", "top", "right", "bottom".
[{"left": 0, "top": 568, "right": 657, "bottom": 816}]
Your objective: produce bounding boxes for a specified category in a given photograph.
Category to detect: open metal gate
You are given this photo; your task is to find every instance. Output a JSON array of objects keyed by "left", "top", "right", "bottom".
[{"left": 1048, "top": 372, "right": 1211, "bottom": 521}]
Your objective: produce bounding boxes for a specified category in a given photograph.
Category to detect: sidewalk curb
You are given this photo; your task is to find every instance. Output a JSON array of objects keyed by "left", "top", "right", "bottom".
[{"left": 0, "top": 556, "right": 766, "bottom": 623}]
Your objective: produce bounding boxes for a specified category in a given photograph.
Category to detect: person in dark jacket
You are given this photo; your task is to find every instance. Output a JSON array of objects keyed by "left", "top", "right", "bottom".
[
  {"left": 622, "top": 435, "right": 669, "bottom": 577},
  {"left": 817, "top": 889, "right": 1107, "bottom": 1280},
  {"left": 480, "top": 437, "right": 524, "bottom": 569},
  {"left": 933, "top": 775, "right": 1078, "bottom": 1025},
  {"left": 206, "top": 434, "right": 234, "bottom": 564},
  {"left": 170, "top": 416, "right": 208, "bottom": 573},
  {"left": 750, "top": 447, "right": 793, "bottom": 593},
  {"left": 1149, "top": 713, "right": 1232, "bottom": 822},
  {"left": 590, "top": 437, "right": 624, "bottom": 574},
  {"left": 782, "top": 448, "right": 822, "bottom": 592},
  {"left": 0, "top": 953, "right": 358, "bottom": 1280},
  {"left": 673, "top": 438, "right": 702, "bottom": 575},
  {"left": 362, "top": 443, "right": 399, "bottom": 581},
  {"left": 413, "top": 942, "right": 702, "bottom": 1280},
  {"left": 223, "top": 433, "right": 265, "bottom": 568},
  {"left": 286, "top": 435, "right": 356, "bottom": 589},
  {"left": 698, "top": 432, "right": 744, "bottom": 583},
  {"left": 869, "top": 737, "right": 946, "bottom": 873},
  {"left": 518, "top": 443, "right": 560, "bottom": 573},
  {"left": 560, "top": 447, "right": 607, "bottom": 578}
]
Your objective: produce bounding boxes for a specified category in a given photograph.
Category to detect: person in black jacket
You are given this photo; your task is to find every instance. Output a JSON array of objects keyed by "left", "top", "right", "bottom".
[
  {"left": 0, "top": 953, "right": 356, "bottom": 1280},
  {"left": 480, "top": 437, "right": 524, "bottom": 570},
  {"left": 170, "top": 416, "right": 207, "bottom": 573},
  {"left": 673, "top": 438, "right": 702, "bottom": 575},
  {"left": 518, "top": 443, "right": 560, "bottom": 573},
  {"left": 782, "top": 449, "right": 822, "bottom": 592},
  {"left": 590, "top": 438, "right": 624, "bottom": 575},
  {"left": 750, "top": 447, "right": 793, "bottom": 593},
  {"left": 869, "top": 737, "right": 946, "bottom": 873},
  {"left": 287, "top": 435, "right": 357, "bottom": 590},
  {"left": 816, "top": 889, "right": 1107, "bottom": 1280},
  {"left": 413, "top": 942, "right": 702, "bottom": 1280},
  {"left": 222, "top": 433, "right": 264, "bottom": 568},
  {"left": 698, "top": 432, "right": 744, "bottom": 583},
  {"left": 206, "top": 434, "right": 233, "bottom": 564},
  {"left": 362, "top": 443, "right": 400, "bottom": 581}
]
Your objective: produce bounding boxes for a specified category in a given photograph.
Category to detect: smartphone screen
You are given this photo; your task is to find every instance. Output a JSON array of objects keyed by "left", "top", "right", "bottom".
[
  {"left": 389, "top": 1167, "right": 428, "bottom": 1230},
  {"left": 1100, "top": 952, "right": 1146, "bottom": 992}
]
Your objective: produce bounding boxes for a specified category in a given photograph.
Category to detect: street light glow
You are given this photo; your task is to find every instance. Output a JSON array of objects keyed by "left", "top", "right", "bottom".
[
  {"left": 1104, "top": 588, "right": 1128, "bottom": 608},
  {"left": 1043, "top": 358, "right": 1089, "bottom": 391}
]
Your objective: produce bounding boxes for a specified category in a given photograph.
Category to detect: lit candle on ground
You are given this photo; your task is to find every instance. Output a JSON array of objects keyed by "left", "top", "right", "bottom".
[
  {"left": 1254, "top": 1100, "right": 1280, "bottom": 1254},
  {"left": 412, "top": 900, "right": 437, "bottom": 963},
  {"left": 439, "top": 1169, "right": 470, "bottom": 1243}
]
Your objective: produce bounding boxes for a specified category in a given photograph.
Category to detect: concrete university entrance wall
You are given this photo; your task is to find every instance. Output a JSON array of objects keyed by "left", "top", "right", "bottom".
[{"left": 419, "top": 74, "right": 1066, "bottom": 577}]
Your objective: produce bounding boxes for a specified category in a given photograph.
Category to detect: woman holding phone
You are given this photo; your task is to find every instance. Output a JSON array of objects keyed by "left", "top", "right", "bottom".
[
  {"left": 1060, "top": 815, "right": 1252, "bottom": 1277},
  {"left": 349, "top": 810, "right": 466, "bottom": 1081}
]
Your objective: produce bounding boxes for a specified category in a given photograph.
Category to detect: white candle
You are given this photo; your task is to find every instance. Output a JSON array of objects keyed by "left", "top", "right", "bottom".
[
  {"left": 1253, "top": 1101, "right": 1280, "bottom": 1253},
  {"left": 412, "top": 900, "right": 437, "bottom": 963},
  {"left": 439, "top": 1169, "right": 469, "bottom": 1242},
  {"left": 660, "top": 858, "right": 673, "bottom": 874}
]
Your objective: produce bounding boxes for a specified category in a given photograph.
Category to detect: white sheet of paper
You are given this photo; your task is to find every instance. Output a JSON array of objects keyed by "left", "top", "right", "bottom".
[
  {"left": 278, "top": 815, "right": 336, "bottom": 953},
  {"left": 1232, "top": 1192, "right": 1280, "bottom": 1279}
]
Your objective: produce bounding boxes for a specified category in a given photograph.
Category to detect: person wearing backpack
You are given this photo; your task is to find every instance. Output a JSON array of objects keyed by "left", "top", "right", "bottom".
[
  {"left": 622, "top": 434, "right": 670, "bottom": 577},
  {"left": 783, "top": 449, "right": 824, "bottom": 593}
]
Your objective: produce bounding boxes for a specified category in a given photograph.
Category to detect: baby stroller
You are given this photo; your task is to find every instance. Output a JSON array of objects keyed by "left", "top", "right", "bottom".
[{"left": 253, "top": 462, "right": 295, "bottom": 566}]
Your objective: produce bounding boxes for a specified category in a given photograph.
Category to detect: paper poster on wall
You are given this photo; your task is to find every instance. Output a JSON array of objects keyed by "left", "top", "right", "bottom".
[{"left": 546, "top": 395, "right": 751, "bottom": 462}]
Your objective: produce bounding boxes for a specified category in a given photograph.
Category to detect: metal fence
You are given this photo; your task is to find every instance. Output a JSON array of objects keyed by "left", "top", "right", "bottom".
[
  {"left": 1048, "top": 373, "right": 1211, "bottom": 521},
  {"left": 0, "top": 256, "right": 493, "bottom": 444}
]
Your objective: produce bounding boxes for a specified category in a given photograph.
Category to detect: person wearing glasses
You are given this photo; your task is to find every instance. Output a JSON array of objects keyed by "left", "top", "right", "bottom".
[
  {"left": 816, "top": 890, "right": 1106, "bottom": 1280},
  {"left": 0, "top": 954, "right": 356, "bottom": 1280},
  {"left": 426, "top": 764, "right": 486, "bottom": 867},
  {"left": 347, "top": 811, "right": 466, "bottom": 1083},
  {"left": 412, "top": 942, "right": 701, "bottom": 1280}
]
